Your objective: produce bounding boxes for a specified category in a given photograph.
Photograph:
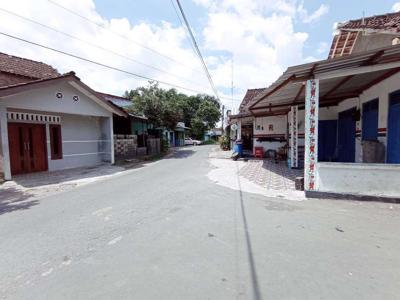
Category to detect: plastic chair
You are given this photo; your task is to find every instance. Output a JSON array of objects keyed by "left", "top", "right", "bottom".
[{"left": 254, "top": 146, "right": 264, "bottom": 158}]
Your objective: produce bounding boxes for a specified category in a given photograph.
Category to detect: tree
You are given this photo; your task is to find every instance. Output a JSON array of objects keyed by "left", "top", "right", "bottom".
[
  {"left": 190, "top": 117, "right": 207, "bottom": 139},
  {"left": 125, "top": 82, "right": 182, "bottom": 130},
  {"left": 195, "top": 99, "right": 221, "bottom": 129},
  {"left": 124, "top": 83, "right": 220, "bottom": 139},
  {"left": 160, "top": 88, "right": 183, "bottom": 130}
]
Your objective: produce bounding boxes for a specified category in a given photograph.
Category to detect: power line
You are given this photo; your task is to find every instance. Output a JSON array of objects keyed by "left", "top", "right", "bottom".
[
  {"left": 47, "top": 0, "right": 204, "bottom": 75},
  {"left": 0, "top": 7, "right": 210, "bottom": 90},
  {"left": 0, "top": 31, "right": 243, "bottom": 101},
  {"left": 175, "top": 0, "right": 220, "bottom": 101},
  {"left": 0, "top": 31, "right": 213, "bottom": 94},
  {"left": 169, "top": 0, "right": 199, "bottom": 62}
]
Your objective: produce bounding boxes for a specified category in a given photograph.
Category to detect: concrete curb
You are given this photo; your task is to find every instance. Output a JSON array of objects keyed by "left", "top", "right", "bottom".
[{"left": 306, "top": 191, "right": 400, "bottom": 203}]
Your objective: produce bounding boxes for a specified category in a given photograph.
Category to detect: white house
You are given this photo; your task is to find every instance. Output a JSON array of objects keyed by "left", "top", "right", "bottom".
[
  {"left": 230, "top": 12, "right": 400, "bottom": 200},
  {"left": 0, "top": 53, "right": 126, "bottom": 180}
]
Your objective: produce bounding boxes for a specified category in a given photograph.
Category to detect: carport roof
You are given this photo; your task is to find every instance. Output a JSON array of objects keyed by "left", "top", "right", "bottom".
[{"left": 248, "top": 44, "right": 400, "bottom": 116}]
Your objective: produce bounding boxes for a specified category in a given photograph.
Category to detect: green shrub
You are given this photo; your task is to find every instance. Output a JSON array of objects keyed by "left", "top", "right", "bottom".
[
  {"left": 219, "top": 135, "right": 230, "bottom": 150},
  {"left": 202, "top": 140, "right": 217, "bottom": 145},
  {"left": 161, "top": 137, "right": 170, "bottom": 153}
]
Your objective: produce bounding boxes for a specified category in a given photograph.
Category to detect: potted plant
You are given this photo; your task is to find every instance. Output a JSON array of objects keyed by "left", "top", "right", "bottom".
[{"left": 219, "top": 135, "right": 230, "bottom": 151}]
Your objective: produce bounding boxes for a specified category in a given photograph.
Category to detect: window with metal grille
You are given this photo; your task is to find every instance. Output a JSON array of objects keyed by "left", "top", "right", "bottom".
[{"left": 50, "top": 124, "right": 63, "bottom": 160}]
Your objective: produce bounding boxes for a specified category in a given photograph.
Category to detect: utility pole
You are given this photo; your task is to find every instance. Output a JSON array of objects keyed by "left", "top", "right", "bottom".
[{"left": 231, "top": 58, "right": 234, "bottom": 114}]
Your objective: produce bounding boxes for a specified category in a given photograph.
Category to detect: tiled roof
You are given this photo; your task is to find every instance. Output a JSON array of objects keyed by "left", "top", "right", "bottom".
[
  {"left": 338, "top": 11, "right": 400, "bottom": 33},
  {"left": 0, "top": 52, "right": 60, "bottom": 79},
  {"left": 96, "top": 91, "right": 147, "bottom": 119},
  {"left": 96, "top": 92, "right": 132, "bottom": 108},
  {"left": 239, "top": 88, "right": 266, "bottom": 113},
  {"left": 329, "top": 12, "right": 400, "bottom": 59}
]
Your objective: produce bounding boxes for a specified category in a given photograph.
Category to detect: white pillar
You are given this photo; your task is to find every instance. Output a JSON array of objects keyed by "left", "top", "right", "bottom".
[
  {"left": 0, "top": 105, "right": 11, "bottom": 180},
  {"left": 290, "top": 105, "right": 299, "bottom": 168},
  {"left": 109, "top": 116, "right": 115, "bottom": 164},
  {"left": 304, "top": 79, "right": 319, "bottom": 191},
  {"left": 237, "top": 120, "right": 242, "bottom": 140}
]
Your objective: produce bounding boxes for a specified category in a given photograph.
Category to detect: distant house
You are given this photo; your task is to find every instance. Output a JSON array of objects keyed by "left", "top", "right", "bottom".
[
  {"left": 163, "top": 122, "right": 190, "bottom": 147},
  {"left": 0, "top": 52, "right": 126, "bottom": 180},
  {"left": 228, "top": 88, "right": 267, "bottom": 151},
  {"left": 175, "top": 122, "right": 190, "bottom": 146},
  {"left": 230, "top": 11, "right": 400, "bottom": 199},
  {"left": 204, "top": 128, "right": 222, "bottom": 141},
  {"left": 97, "top": 92, "right": 154, "bottom": 147}
]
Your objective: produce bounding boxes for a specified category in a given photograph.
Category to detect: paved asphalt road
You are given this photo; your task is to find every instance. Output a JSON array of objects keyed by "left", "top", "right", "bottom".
[{"left": 1, "top": 146, "right": 399, "bottom": 300}]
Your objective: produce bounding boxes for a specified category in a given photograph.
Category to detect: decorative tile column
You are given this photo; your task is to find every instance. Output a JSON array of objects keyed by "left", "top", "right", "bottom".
[
  {"left": 304, "top": 79, "right": 319, "bottom": 191},
  {"left": 290, "top": 105, "right": 299, "bottom": 168}
]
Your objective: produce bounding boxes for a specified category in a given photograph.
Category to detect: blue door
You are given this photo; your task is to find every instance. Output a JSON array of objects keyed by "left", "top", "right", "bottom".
[
  {"left": 338, "top": 108, "right": 356, "bottom": 162},
  {"left": 387, "top": 91, "right": 400, "bottom": 163},
  {"left": 318, "top": 120, "right": 337, "bottom": 162},
  {"left": 362, "top": 99, "right": 378, "bottom": 141}
]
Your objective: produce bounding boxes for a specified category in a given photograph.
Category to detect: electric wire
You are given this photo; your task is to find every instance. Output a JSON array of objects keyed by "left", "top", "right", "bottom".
[
  {"left": 0, "top": 7, "right": 210, "bottom": 90},
  {"left": 0, "top": 31, "right": 213, "bottom": 94},
  {"left": 47, "top": 0, "right": 204, "bottom": 75}
]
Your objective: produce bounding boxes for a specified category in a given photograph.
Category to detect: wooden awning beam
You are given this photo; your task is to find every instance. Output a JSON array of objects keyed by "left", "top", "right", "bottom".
[
  {"left": 253, "top": 109, "right": 291, "bottom": 117},
  {"left": 321, "top": 75, "right": 353, "bottom": 99},
  {"left": 361, "top": 50, "right": 385, "bottom": 66},
  {"left": 356, "top": 67, "right": 400, "bottom": 94},
  {"left": 293, "top": 84, "right": 305, "bottom": 103},
  {"left": 249, "top": 75, "right": 296, "bottom": 110}
]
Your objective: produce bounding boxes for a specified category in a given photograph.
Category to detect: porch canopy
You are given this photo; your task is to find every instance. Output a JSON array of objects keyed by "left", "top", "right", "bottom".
[{"left": 248, "top": 44, "right": 400, "bottom": 116}]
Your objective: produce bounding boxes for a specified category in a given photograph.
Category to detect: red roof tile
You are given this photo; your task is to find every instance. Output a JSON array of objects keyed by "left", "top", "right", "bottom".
[
  {"left": 0, "top": 52, "right": 60, "bottom": 79},
  {"left": 338, "top": 11, "right": 400, "bottom": 33},
  {"left": 239, "top": 88, "right": 266, "bottom": 113},
  {"left": 329, "top": 12, "right": 400, "bottom": 59}
]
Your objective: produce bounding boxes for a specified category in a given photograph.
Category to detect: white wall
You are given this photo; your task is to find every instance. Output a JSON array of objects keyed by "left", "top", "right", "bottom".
[
  {"left": 0, "top": 105, "right": 11, "bottom": 179},
  {"left": 0, "top": 82, "right": 114, "bottom": 176},
  {"left": 333, "top": 71, "right": 400, "bottom": 162},
  {"left": 314, "top": 72, "right": 400, "bottom": 197},
  {"left": 47, "top": 114, "right": 111, "bottom": 171},
  {"left": 317, "top": 162, "right": 400, "bottom": 198},
  {"left": 253, "top": 115, "right": 287, "bottom": 151},
  {"left": 352, "top": 34, "right": 394, "bottom": 54},
  {"left": 0, "top": 81, "right": 111, "bottom": 117},
  {"left": 288, "top": 107, "right": 338, "bottom": 164},
  {"left": 254, "top": 115, "right": 287, "bottom": 135}
]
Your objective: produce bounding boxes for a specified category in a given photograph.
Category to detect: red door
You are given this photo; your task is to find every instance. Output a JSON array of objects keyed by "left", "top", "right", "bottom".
[{"left": 8, "top": 123, "right": 48, "bottom": 175}]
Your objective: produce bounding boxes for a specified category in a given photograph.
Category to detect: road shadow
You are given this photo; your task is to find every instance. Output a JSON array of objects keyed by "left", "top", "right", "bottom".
[
  {"left": 0, "top": 187, "right": 38, "bottom": 216},
  {"left": 235, "top": 163, "right": 262, "bottom": 300},
  {"left": 166, "top": 149, "right": 195, "bottom": 159}
]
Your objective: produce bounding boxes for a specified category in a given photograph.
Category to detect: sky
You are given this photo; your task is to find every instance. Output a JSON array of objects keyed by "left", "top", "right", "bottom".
[{"left": 1, "top": 0, "right": 400, "bottom": 113}]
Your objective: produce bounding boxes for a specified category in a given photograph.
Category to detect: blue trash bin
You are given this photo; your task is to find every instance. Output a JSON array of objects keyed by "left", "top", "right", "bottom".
[{"left": 233, "top": 141, "right": 243, "bottom": 157}]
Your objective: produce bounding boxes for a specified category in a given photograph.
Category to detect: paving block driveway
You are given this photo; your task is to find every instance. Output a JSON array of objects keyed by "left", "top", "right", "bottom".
[{"left": 0, "top": 145, "right": 399, "bottom": 300}]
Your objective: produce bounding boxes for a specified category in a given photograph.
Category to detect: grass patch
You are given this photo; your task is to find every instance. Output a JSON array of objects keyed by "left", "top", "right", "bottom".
[{"left": 202, "top": 140, "right": 217, "bottom": 145}]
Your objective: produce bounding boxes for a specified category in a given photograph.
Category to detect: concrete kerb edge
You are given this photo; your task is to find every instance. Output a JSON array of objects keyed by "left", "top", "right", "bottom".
[{"left": 306, "top": 191, "right": 400, "bottom": 204}]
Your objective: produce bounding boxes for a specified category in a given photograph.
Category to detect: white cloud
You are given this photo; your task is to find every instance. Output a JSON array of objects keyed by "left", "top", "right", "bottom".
[
  {"left": 0, "top": 0, "right": 321, "bottom": 112},
  {"left": 297, "top": 2, "right": 329, "bottom": 23},
  {"left": 0, "top": 0, "right": 210, "bottom": 97},
  {"left": 392, "top": 2, "right": 400, "bottom": 12},
  {"left": 195, "top": 0, "right": 313, "bottom": 111}
]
